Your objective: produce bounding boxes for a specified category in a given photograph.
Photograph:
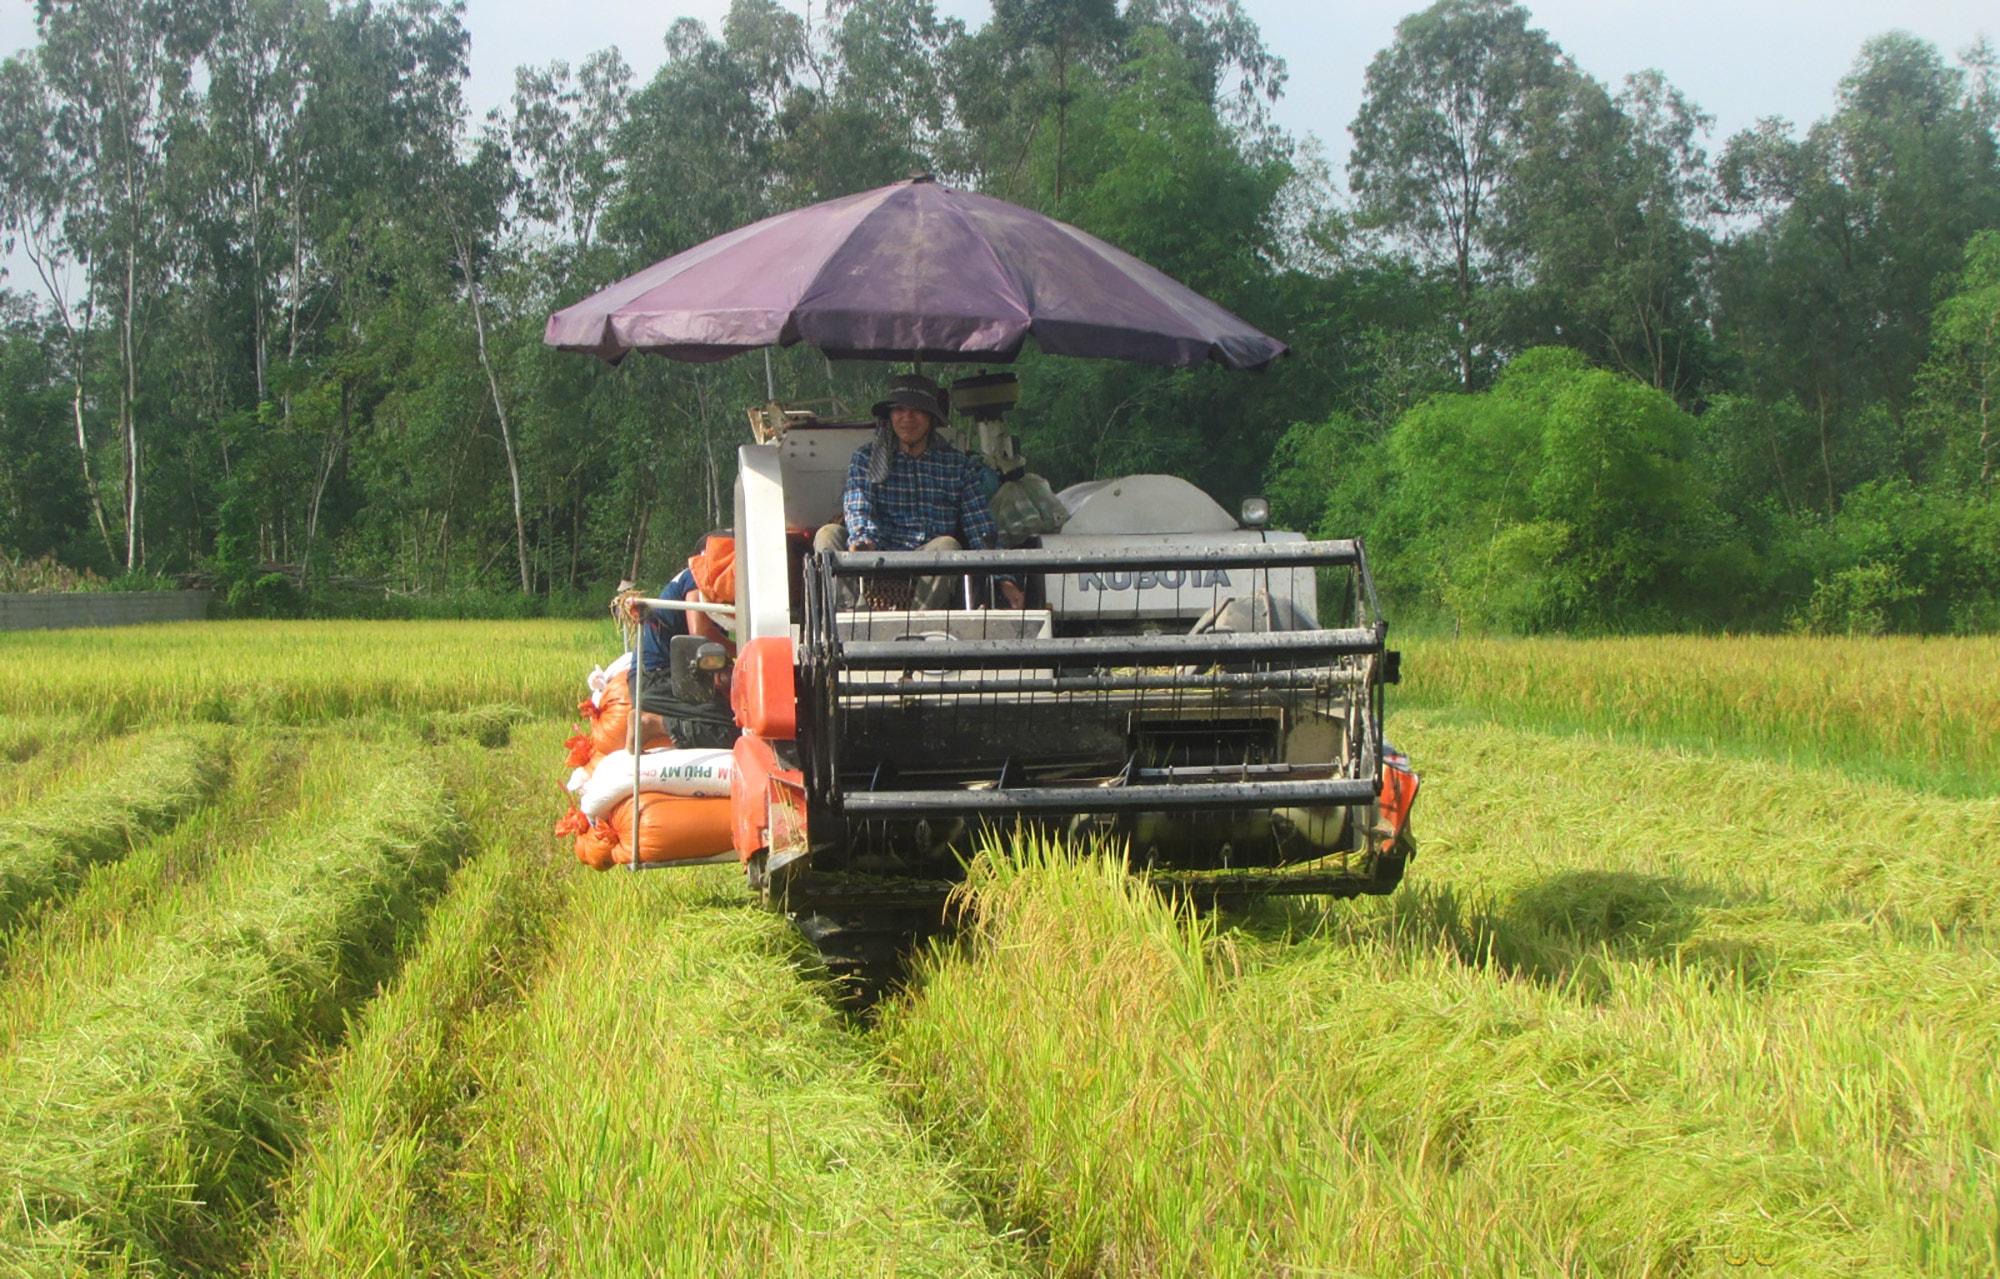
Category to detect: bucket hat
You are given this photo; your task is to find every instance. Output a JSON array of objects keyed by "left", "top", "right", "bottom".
[{"left": 873, "top": 373, "right": 947, "bottom": 423}]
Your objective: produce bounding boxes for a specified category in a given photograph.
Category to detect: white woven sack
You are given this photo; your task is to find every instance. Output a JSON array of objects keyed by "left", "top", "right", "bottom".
[{"left": 578, "top": 746, "right": 734, "bottom": 818}]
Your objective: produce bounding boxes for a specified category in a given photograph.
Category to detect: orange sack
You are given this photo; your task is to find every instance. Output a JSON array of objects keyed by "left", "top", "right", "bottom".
[
  {"left": 589, "top": 671, "right": 633, "bottom": 757},
  {"left": 574, "top": 825, "right": 619, "bottom": 870},
  {"left": 600, "top": 793, "right": 734, "bottom": 866}
]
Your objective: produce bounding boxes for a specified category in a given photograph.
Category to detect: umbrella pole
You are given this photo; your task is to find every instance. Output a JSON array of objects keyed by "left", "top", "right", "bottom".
[{"left": 763, "top": 347, "right": 776, "bottom": 402}]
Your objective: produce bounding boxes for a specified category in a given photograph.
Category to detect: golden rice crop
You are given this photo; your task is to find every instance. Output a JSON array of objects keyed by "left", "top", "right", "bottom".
[
  {"left": 265, "top": 722, "right": 569, "bottom": 1277},
  {"left": 434, "top": 869, "right": 1030, "bottom": 1278},
  {"left": 267, "top": 840, "right": 566, "bottom": 1278},
  {"left": 0, "top": 728, "right": 231, "bottom": 935},
  {"left": 0, "top": 714, "right": 114, "bottom": 779},
  {"left": 1400, "top": 634, "right": 2000, "bottom": 794},
  {"left": 0, "top": 747, "right": 468, "bottom": 1275},
  {"left": 883, "top": 716, "right": 2000, "bottom": 1276},
  {"left": 0, "top": 732, "right": 309, "bottom": 1055},
  {"left": 0, "top": 620, "right": 613, "bottom": 726}
]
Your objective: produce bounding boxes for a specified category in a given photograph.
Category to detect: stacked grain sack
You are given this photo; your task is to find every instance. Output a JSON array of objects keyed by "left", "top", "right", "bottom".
[{"left": 555, "top": 652, "right": 736, "bottom": 870}]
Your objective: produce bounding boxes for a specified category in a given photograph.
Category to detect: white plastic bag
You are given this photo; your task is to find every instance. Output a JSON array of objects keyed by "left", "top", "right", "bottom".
[
  {"left": 588, "top": 652, "right": 635, "bottom": 708},
  {"left": 578, "top": 746, "right": 734, "bottom": 818},
  {"left": 992, "top": 472, "right": 1068, "bottom": 544}
]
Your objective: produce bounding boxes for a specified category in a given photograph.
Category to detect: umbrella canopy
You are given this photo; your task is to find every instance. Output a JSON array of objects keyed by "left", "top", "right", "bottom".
[{"left": 544, "top": 177, "right": 1287, "bottom": 371}]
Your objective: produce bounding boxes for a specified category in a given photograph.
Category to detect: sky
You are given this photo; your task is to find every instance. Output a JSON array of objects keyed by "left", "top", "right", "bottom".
[{"left": 0, "top": 0, "right": 1995, "bottom": 178}]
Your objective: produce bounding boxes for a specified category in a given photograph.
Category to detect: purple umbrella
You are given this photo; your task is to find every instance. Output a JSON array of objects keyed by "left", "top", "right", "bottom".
[{"left": 543, "top": 176, "right": 1287, "bottom": 371}]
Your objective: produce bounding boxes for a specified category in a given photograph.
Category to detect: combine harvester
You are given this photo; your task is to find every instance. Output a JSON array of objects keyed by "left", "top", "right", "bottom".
[{"left": 547, "top": 177, "right": 1419, "bottom": 990}]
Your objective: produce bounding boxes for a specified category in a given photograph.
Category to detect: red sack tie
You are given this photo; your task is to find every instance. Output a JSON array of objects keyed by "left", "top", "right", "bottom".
[
  {"left": 577, "top": 698, "right": 600, "bottom": 722},
  {"left": 564, "top": 733, "right": 594, "bottom": 768},
  {"left": 553, "top": 808, "right": 591, "bottom": 839}
]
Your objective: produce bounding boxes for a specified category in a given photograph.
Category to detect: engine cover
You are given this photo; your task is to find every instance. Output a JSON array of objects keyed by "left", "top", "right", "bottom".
[{"left": 1039, "top": 530, "right": 1319, "bottom": 623}]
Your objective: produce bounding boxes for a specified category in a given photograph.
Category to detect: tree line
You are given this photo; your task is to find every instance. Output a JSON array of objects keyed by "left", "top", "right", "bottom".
[{"left": 0, "top": 0, "right": 1994, "bottom": 632}]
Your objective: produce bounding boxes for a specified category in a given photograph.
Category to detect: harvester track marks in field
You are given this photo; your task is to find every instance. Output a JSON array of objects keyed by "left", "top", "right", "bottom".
[
  {"left": 0, "top": 753, "right": 472, "bottom": 1274},
  {"left": 792, "top": 906, "right": 958, "bottom": 1010},
  {"left": 265, "top": 850, "right": 568, "bottom": 1274},
  {"left": 0, "top": 715, "right": 126, "bottom": 810},
  {"left": 0, "top": 728, "right": 233, "bottom": 939},
  {"left": 0, "top": 733, "right": 312, "bottom": 1052},
  {"left": 263, "top": 721, "right": 580, "bottom": 1276},
  {"left": 426, "top": 870, "right": 1032, "bottom": 1277}
]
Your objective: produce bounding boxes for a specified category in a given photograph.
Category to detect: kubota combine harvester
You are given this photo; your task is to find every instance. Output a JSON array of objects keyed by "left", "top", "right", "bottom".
[{"left": 546, "top": 177, "right": 1419, "bottom": 988}]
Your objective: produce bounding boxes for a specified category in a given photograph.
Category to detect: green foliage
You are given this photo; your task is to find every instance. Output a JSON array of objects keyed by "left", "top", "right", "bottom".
[
  {"left": 1911, "top": 229, "right": 2000, "bottom": 492},
  {"left": 0, "top": 1, "right": 1994, "bottom": 634},
  {"left": 1769, "top": 479, "right": 2000, "bottom": 634},
  {"left": 0, "top": 554, "right": 105, "bottom": 593},
  {"left": 1293, "top": 349, "right": 1750, "bottom": 633},
  {"left": 1788, "top": 561, "right": 1917, "bottom": 637}
]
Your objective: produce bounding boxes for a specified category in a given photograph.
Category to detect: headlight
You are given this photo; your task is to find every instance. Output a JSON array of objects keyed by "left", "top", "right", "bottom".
[
  {"left": 1240, "top": 495, "right": 1270, "bottom": 528},
  {"left": 694, "top": 642, "right": 730, "bottom": 672}
]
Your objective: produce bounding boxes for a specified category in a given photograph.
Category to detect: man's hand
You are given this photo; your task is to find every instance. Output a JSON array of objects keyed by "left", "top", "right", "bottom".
[
  {"left": 999, "top": 580, "right": 1026, "bottom": 608},
  {"left": 851, "top": 538, "right": 874, "bottom": 551}
]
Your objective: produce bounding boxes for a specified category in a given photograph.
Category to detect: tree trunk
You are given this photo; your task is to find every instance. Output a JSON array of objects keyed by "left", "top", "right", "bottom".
[
  {"left": 302, "top": 380, "right": 348, "bottom": 588},
  {"left": 122, "top": 247, "right": 139, "bottom": 570},
  {"left": 71, "top": 377, "right": 115, "bottom": 559},
  {"left": 453, "top": 227, "right": 532, "bottom": 594},
  {"left": 1455, "top": 237, "right": 1475, "bottom": 392},
  {"left": 628, "top": 481, "right": 652, "bottom": 585},
  {"left": 1981, "top": 311, "right": 1996, "bottom": 490}
]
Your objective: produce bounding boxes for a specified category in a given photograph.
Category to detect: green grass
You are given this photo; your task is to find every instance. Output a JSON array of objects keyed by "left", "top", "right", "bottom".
[
  {"left": 0, "top": 728, "right": 232, "bottom": 935},
  {"left": 430, "top": 868, "right": 1031, "bottom": 1278},
  {"left": 881, "top": 717, "right": 2000, "bottom": 1277},
  {"left": 0, "top": 745, "right": 470, "bottom": 1275}
]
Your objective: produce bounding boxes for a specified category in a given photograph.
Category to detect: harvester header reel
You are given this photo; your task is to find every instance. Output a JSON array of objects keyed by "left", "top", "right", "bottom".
[{"left": 796, "top": 539, "right": 1392, "bottom": 851}]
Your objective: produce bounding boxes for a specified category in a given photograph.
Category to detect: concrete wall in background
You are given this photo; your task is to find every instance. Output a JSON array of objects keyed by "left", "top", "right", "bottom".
[{"left": 0, "top": 592, "right": 213, "bottom": 631}]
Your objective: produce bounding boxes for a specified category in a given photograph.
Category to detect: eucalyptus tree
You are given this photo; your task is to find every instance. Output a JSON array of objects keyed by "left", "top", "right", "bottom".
[
  {"left": 767, "top": 0, "right": 962, "bottom": 201},
  {"left": 193, "top": 0, "right": 318, "bottom": 407},
  {"left": 0, "top": 54, "right": 116, "bottom": 561},
  {"left": 33, "top": 0, "right": 220, "bottom": 568},
  {"left": 1348, "top": 0, "right": 1562, "bottom": 390},
  {"left": 1716, "top": 33, "right": 2000, "bottom": 509},
  {"left": 503, "top": 49, "right": 632, "bottom": 258},
  {"left": 1503, "top": 67, "right": 1715, "bottom": 398},
  {"left": 608, "top": 18, "right": 775, "bottom": 260}
]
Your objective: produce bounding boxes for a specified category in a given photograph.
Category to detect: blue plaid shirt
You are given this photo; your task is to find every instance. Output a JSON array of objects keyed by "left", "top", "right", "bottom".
[{"left": 843, "top": 438, "right": 1000, "bottom": 551}]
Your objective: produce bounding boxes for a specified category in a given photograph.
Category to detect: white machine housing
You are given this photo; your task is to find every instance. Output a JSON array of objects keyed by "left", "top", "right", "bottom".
[{"left": 1044, "top": 475, "right": 1316, "bottom": 624}]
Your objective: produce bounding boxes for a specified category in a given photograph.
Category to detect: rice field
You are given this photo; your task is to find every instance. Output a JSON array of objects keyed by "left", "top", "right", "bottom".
[{"left": 0, "top": 620, "right": 1990, "bottom": 1276}]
